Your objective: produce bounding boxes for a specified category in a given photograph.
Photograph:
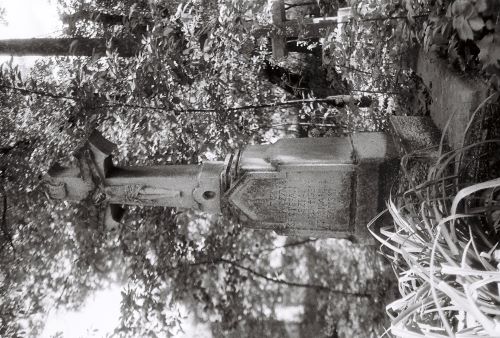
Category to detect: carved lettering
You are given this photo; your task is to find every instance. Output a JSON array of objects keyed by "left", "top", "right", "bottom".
[{"left": 229, "top": 171, "right": 353, "bottom": 232}]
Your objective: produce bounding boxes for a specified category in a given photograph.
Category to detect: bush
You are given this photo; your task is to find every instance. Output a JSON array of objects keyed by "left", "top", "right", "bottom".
[{"left": 369, "top": 104, "right": 500, "bottom": 336}]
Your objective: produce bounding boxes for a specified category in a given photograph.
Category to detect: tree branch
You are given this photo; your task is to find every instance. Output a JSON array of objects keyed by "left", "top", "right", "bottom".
[
  {"left": 219, "top": 258, "right": 329, "bottom": 290},
  {"left": 284, "top": 2, "right": 316, "bottom": 10},
  {"left": 0, "top": 84, "right": 76, "bottom": 101},
  {"left": 260, "top": 238, "right": 318, "bottom": 253},
  {"left": 219, "top": 258, "right": 372, "bottom": 298},
  {"left": 1, "top": 195, "right": 6, "bottom": 232},
  {"left": 99, "top": 95, "right": 363, "bottom": 113},
  {"left": 359, "top": 13, "right": 430, "bottom": 22},
  {"left": 350, "top": 89, "right": 401, "bottom": 95},
  {"left": 240, "top": 238, "right": 318, "bottom": 261},
  {"left": 0, "top": 195, "right": 14, "bottom": 252},
  {"left": 0, "top": 140, "right": 33, "bottom": 156},
  {"left": 1, "top": 83, "right": 362, "bottom": 113},
  {"left": 162, "top": 256, "right": 371, "bottom": 297}
]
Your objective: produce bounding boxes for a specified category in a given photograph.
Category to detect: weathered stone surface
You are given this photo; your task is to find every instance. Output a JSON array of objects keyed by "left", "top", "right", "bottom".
[
  {"left": 389, "top": 116, "right": 442, "bottom": 159},
  {"left": 416, "top": 50, "right": 488, "bottom": 149},
  {"left": 267, "top": 137, "right": 355, "bottom": 168},
  {"left": 46, "top": 166, "right": 93, "bottom": 201},
  {"left": 227, "top": 134, "right": 397, "bottom": 243},
  {"left": 351, "top": 132, "right": 398, "bottom": 162},
  {"left": 354, "top": 163, "right": 380, "bottom": 238},
  {"left": 46, "top": 131, "right": 225, "bottom": 230},
  {"left": 228, "top": 169, "right": 354, "bottom": 237}
]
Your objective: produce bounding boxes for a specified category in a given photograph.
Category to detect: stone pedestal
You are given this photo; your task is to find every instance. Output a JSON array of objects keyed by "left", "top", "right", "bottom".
[
  {"left": 223, "top": 133, "right": 399, "bottom": 243},
  {"left": 389, "top": 116, "right": 443, "bottom": 160}
]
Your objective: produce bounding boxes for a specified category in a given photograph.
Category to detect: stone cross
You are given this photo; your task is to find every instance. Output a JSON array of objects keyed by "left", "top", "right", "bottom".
[
  {"left": 44, "top": 131, "right": 224, "bottom": 230},
  {"left": 253, "top": 1, "right": 353, "bottom": 58},
  {"left": 45, "top": 128, "right": 407, "bottom": 244}
]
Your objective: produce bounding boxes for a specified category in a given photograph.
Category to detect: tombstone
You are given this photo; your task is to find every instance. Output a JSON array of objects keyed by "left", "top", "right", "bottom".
[
  {"left": 224, "top": 133, "right": 398, "bottom": 243},
  {"left": 254, "top": 1, "right": 352, "bottom": 58},
  {"left": 415, "top": 50, "right": 489, "bottom": 150},
  {"left": 44, "top": 129, "right": 401, "bottom": 244}
]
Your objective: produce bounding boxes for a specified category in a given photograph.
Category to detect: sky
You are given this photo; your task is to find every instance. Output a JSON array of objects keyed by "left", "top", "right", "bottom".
[
  {"left": 0, "top": 1, "right": 122, "bottom": 335},
  {"left": 0, "top": 1, "right": 212, "bottom": 337},
  {"left": 0, "top": 0, "right": 62, "bottom": 39},
  {"left": 42, "top": 287, "right": 122, "bottom": 338},
  {"left": 0, "top": 3, "right": 122, "bottom": 334},
  {"left": 0, "top": 0, "right": 63, "bottom": 68}
]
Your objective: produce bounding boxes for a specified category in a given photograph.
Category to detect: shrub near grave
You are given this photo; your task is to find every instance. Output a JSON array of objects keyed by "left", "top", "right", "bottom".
[
  {"left": 405, "top": 0, "right": 500, "bottom": 84},
  {"left": 370, "top": 134, "right": 500, "bottom": 337}
]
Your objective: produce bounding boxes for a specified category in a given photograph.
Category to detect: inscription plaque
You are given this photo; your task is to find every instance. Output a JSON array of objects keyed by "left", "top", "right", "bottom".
[
  {"left": 225, "top": 134, "right": 398, "bottom": 241},
  {"left": 228, "top": 169, "right": 355, "bottom": 237}
]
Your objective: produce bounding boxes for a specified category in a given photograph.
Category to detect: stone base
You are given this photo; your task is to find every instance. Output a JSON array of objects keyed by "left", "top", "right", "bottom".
[
  {"left": 224, "top": 134, "right": 399, "bottom": 244},
  {"left": 389, "top": 116, "right": 443, "bottom": 160}
]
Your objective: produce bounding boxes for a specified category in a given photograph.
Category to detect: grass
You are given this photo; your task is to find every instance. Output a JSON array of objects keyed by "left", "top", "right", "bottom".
[{"left": 368, "top": 98, "right": 500, "bottom": 337}]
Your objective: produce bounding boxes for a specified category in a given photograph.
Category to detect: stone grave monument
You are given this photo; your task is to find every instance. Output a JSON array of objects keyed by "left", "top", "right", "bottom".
[{"left": 44, "top": 130, "right": 400, "bottom": 244}]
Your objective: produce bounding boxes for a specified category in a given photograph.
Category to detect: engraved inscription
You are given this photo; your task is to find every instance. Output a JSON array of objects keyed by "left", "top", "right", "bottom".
[{"left": 229, "top": 171, "right": 353, "bottom": 232}]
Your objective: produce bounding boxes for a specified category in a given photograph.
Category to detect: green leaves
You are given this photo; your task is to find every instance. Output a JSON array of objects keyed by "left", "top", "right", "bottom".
[
  {"left": 468, "top": 15, "right": 485, "bottom": 31},
  {"left": 450, "top": 0, "right": 486, "bottom": 40},
  {"left": 450, "top": 0, "right": 475, "bottom": 17},
  {"left": 401, "top": 0, "right": 500, "bottom": 76},
  {"left": 477, "top": 33, "right": 500, "bottom": 69},
  {"left": 453, "top": 15, "right": 474, "bottom": 40}
]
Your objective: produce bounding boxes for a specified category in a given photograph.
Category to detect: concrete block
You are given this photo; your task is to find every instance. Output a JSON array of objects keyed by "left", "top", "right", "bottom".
[
  {"left": 389, "top": 116, "right": 442, "bottom": 159},
  {"left": 351, "top": 132, "right": 398, "bottom": 163},
  {"left": 416, "top": 50, "right": 489, "bottom": 150}
]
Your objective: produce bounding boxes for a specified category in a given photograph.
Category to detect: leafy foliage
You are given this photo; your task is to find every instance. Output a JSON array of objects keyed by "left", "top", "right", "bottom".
[
  {"left": 403, "top": 0, "right": 500, "bottom": 81},
  {"left": 324, "top": 0, "right": 419, "bottom": 95},
  {"left": 369, "top": 100, "right": 500, "bottom": 337},
  {"left": 0, "top": 0, "right": 400, "bottom": 337}
]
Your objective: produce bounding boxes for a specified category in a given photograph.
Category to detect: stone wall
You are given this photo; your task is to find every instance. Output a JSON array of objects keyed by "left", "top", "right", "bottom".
[{"left": 416, "top": 50, "right": 489, "bottom": 150}]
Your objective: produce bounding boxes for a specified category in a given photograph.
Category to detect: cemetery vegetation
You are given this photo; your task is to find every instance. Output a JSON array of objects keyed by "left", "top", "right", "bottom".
[
  {"left": 369, "top": 106, "right": 500, "bottom": 337},
  {"left": 0, "top": 0, "right": 395, "bottom": 337},
  {"left": 335, "top": 0, "right": 500, "bottom": 336},
  {"left": 1, "top": 0, "right": 499, "bottom": 336}
]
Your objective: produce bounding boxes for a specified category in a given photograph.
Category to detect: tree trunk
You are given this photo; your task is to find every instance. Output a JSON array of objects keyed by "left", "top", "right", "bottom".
[
  {"left": 0, "top": 37, "right": 192, "bottom": 84},
  {"left": 0, "top": 38, "right": 139, "bottom": 57}
]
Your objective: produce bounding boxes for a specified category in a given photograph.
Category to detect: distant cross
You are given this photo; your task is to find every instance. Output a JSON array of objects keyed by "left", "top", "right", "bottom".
[{"left": 253, "top": 0, "right": 353, "bottom": 58}]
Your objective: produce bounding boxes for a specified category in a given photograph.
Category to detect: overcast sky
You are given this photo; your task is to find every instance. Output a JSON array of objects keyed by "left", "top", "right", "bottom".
[
  {"left": 0, "top": 0, "right": 61, "bottom": 39},
  {"left": 0, "top": 0, "right": 63, "bottom": 70},
  {"left": 1, "top": 2, "right": 214, "bottom": 337}
]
